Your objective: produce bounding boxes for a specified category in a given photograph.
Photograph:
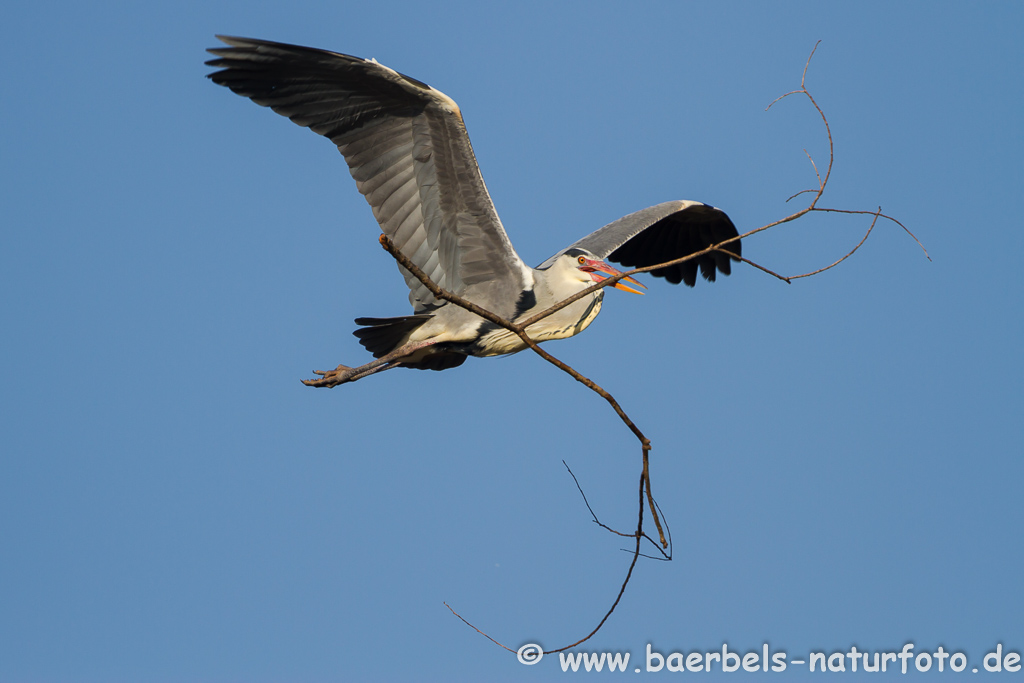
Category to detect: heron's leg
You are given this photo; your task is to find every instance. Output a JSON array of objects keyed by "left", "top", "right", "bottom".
[
  {"left": 339, "top": 360, "right": 402, "bottom": 383},
  {"left": 301, "top": 340, "right": 438, "bottom": 388}
]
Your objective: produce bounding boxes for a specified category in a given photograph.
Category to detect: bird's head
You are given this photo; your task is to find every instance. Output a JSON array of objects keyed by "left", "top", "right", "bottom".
[{"left": 562, "top": 249, "right": 646, "bottom": 294}]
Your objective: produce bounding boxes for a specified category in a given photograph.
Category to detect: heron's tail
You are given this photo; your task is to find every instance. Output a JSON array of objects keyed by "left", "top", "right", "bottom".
[
  {"left": 352, "top": 315, "right": 468, "bottom": 371},
  {"left": 353, "top": 315, "right": 432, "bottom": 358}
]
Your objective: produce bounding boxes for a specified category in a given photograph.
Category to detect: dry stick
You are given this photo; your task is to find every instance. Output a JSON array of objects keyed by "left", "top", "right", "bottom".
[{"left": 392, "top": 41, "right": 926, "bottom": 656}]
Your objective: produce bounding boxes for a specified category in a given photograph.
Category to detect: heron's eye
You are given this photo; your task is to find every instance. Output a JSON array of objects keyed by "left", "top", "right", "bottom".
[{"left": 577, "top": 255, "right": 586, "bottom": 265}]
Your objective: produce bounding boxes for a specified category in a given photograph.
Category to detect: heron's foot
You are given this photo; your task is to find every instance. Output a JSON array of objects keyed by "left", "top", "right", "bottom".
[
  {"left": 302, "top": 364, "right": 357, "bottom": 388},
  {"left": 301, "top": 345, "right": 421, "bottom": 388}
]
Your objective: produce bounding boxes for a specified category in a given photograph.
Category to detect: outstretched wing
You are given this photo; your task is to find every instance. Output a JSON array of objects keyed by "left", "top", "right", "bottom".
[
  {"left": 542, "top": 201, "right": 741, "bottom": 286},
  {"left": 206, "top": 36, "right": 532, "bottom": 314}
]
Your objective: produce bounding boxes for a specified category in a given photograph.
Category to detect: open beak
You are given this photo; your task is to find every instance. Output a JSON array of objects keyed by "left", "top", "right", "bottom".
[{"left": 580, "top": 258, "right": 646, "bottom": 295}]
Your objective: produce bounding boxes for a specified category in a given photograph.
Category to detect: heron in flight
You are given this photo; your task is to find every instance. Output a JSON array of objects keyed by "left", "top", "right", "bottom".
[{"left": 206, "top": 37, "right": 741, "bottom": 387}]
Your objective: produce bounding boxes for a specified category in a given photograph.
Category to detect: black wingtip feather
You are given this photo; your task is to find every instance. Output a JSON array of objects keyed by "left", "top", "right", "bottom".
[{"left": 609, "top": 203, "right": 741, "bottom": 288}]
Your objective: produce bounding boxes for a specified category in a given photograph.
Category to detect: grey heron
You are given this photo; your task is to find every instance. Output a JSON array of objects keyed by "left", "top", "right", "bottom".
[{"left": 206, "top": 37, "right": 741, "bottom": 387}]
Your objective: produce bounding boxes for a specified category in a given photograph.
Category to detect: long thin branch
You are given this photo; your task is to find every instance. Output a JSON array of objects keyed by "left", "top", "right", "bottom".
[{"left": 381, "top": 40, "right": 925, "bottom": 658}]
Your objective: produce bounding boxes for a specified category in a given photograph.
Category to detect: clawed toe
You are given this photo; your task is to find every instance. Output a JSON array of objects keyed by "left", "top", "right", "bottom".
[
  {"left": 301, "top": 350, "right": 411, "bottom": 387},
  {"left": 302, "top": 363, "right": 355, "bottom": 388},
  {"left": 313, "top": 365, "right": 351, "bottom": 377}
]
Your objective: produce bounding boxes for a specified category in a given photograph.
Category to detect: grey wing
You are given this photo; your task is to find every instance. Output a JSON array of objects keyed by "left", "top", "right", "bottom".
[
  {"left": 541, "top": 201, "right": 741, "bottom": 286},
  {"left": 206, "top": 36, "right": 532, "bottom": 314}
]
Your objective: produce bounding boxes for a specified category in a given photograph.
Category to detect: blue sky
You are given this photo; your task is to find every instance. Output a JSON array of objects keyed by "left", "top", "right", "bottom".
[{"left": 2, "top": 1, "right": 1021, "bottom": 681}]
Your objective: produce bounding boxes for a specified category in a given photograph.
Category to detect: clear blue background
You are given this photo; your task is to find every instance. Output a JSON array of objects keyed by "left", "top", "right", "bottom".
[{"left": 2, "top": 1, "right": 1021, "bottom": 681}]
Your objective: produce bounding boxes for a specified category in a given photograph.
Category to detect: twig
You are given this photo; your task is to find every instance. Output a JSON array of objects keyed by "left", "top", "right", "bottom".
[
  {"left": 563, "top": 460, "right": 634, "bottom": 539},
  {"left": 443, "top": 603, "right": 516, "bottom": 654},
  {"left": 564, "top": 460, "right": 670, "bottom": 555}
]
